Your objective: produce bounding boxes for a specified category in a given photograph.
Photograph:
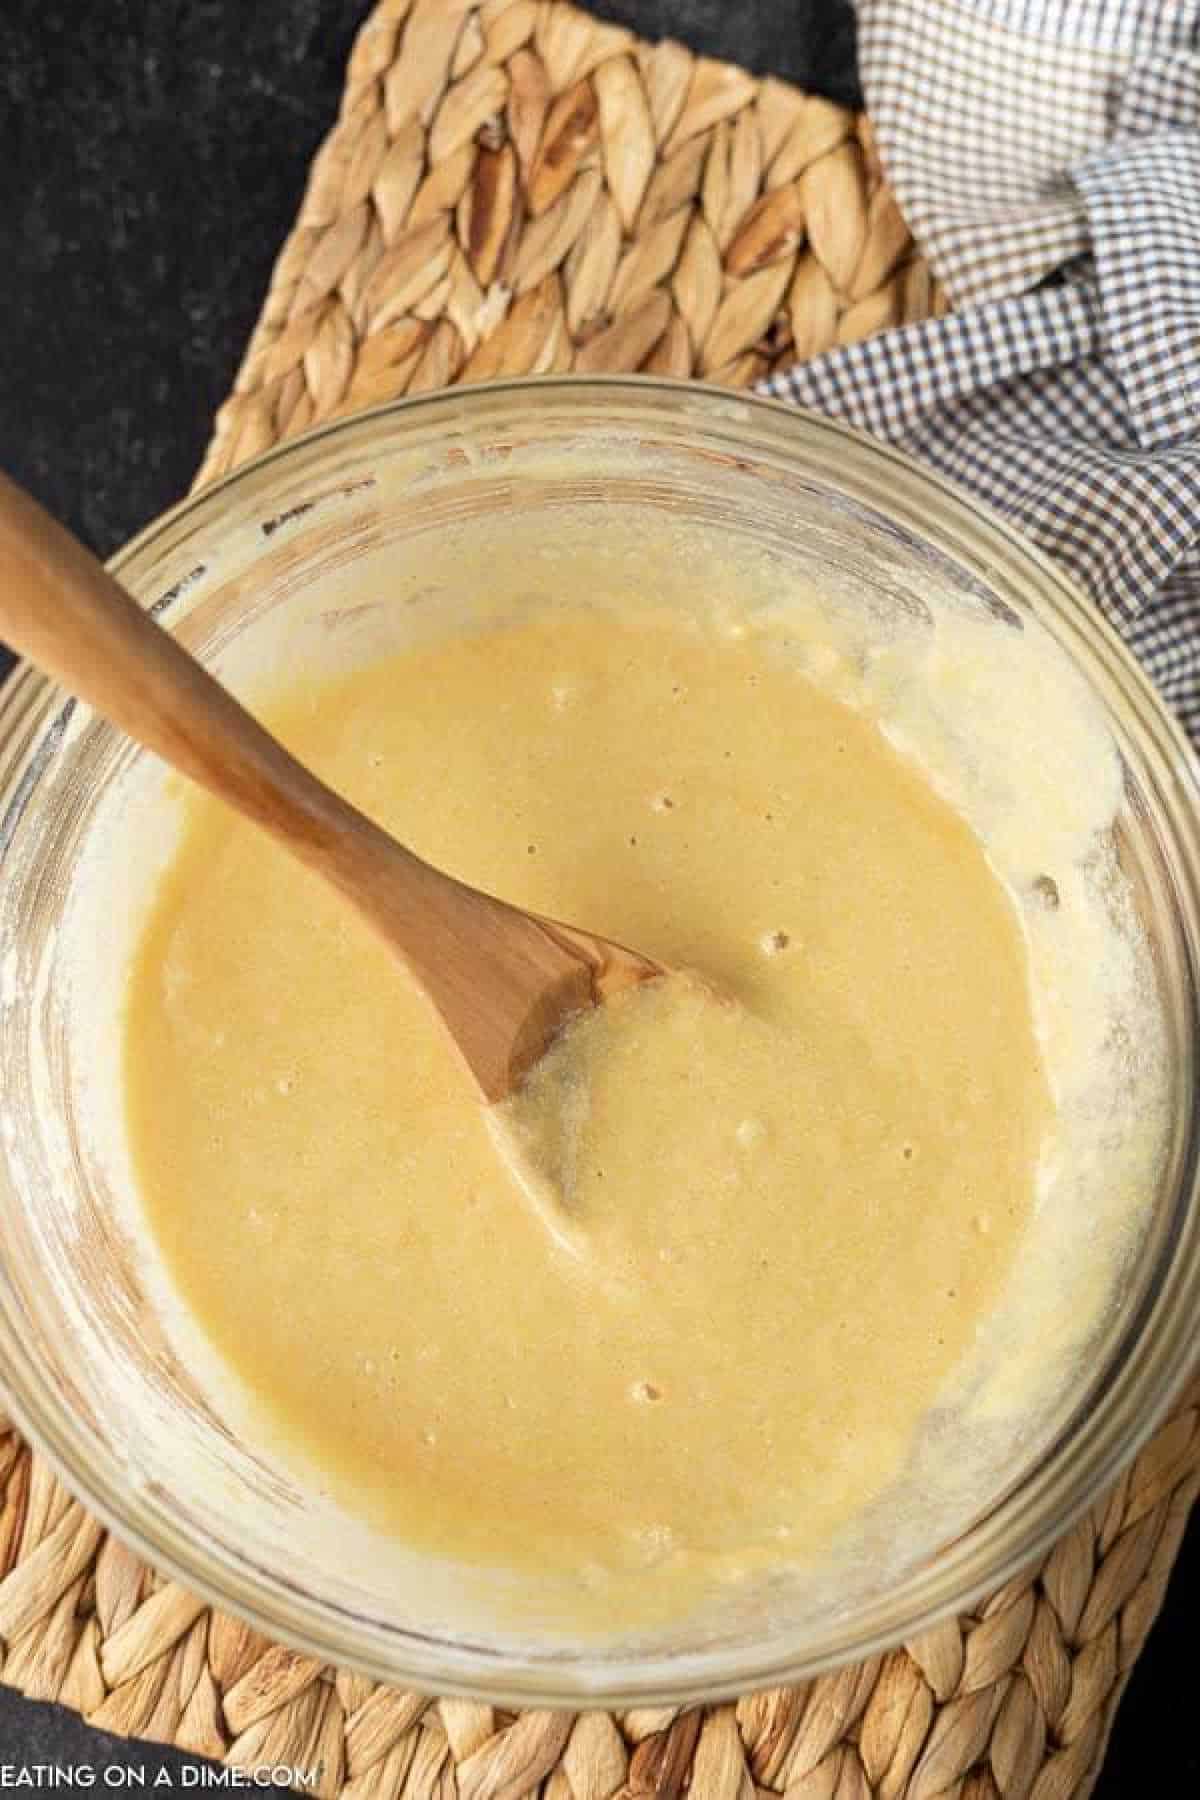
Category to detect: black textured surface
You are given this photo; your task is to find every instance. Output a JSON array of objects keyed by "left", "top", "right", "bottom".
[{"left": 0, "top": 0, "right": 1194, "bottom": 1789}]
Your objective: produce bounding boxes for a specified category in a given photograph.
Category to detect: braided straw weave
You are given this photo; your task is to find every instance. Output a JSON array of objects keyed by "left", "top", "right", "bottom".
[
  {"left": 2, "top": 1, "right": 1197, "bottom": 1793},
  {"left": 194, "top": 0, "right": 944, "bottom": 487}
]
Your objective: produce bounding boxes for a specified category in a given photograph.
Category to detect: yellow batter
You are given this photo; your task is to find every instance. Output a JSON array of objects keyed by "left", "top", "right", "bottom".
[{"left": 123, "top": 601, "right": 1050, "bottom": 1618}]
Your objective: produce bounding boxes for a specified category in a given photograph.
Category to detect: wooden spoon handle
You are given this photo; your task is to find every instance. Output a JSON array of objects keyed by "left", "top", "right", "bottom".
[
  {"left": 0, "top": 469, "right": 418, "bottom": 889},
  {"left": 0, "top": 472, "right": 661, "bottom": 1103}
]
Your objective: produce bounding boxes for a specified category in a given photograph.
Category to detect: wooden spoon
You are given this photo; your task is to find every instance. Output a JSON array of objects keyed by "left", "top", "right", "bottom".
[{"left": 0, "top": 471, "right": 662, "bottom": 1102}]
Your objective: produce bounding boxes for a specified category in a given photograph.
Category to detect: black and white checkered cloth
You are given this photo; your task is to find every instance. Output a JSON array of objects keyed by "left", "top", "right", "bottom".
[{"left": 762, "top": 0, "right": 1200, "bottom": 743}]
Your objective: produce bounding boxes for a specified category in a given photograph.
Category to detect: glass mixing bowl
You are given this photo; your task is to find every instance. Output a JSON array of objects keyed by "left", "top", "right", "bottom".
[{"left": 1, "top": 378, "right": 1198, "bottom": 1706}]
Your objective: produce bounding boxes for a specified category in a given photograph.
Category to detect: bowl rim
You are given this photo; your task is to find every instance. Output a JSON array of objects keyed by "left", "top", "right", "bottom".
[{"left": 2, "top": 372, "right": 1200, "bottom": 1705}]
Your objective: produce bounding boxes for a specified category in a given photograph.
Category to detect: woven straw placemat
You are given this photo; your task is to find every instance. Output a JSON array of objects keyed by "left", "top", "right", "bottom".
[{"left": 3, "top": 2, "right": 1199, "bottom": 1793}]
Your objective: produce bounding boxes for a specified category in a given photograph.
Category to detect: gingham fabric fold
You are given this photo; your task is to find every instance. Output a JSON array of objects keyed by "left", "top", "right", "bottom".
[{"left": 762, "top": 0, "right": 1200, "bottom": 742}]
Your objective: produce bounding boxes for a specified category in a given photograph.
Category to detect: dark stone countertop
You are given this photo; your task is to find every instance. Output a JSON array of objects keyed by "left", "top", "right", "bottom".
[{"left": 0, "top": 0, "right": 1195, "bottom": 1789}]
